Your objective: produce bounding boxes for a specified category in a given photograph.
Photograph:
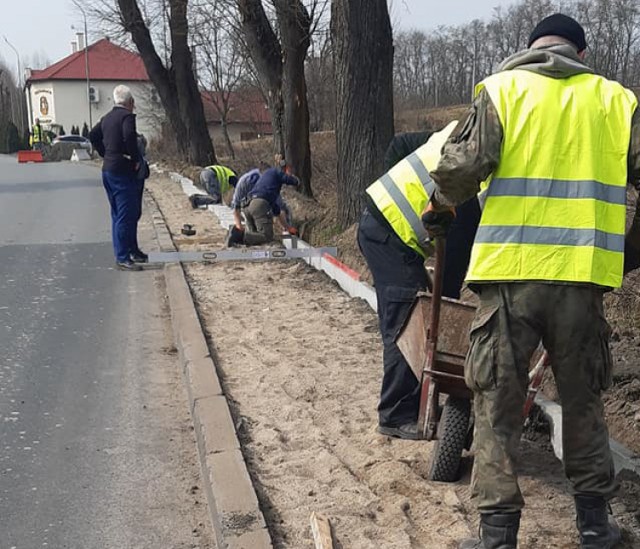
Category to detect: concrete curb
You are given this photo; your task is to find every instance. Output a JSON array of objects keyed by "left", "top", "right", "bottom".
[
  {"left": 535, "top": 395, "right": 640, "bottom": 478},
  {"left": 145, "top": 189, "right": 272, "bottom": 549},
  {"left": 203, "top": 200, "right": 379, "bottom": 311}
]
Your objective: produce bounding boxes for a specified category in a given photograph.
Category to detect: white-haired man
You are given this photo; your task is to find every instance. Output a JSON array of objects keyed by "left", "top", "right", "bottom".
[{"left": 90, "top": 85, "right": 147, "bottom": 270}]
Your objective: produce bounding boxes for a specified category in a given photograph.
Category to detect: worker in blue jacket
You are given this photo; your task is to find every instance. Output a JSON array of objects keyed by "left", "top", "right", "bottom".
[{"left": 227, "top": 161, "right": 299, "bottom": 246}]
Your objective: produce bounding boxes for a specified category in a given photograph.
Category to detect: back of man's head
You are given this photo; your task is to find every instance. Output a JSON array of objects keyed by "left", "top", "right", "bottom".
[
  {"left": 113, "top": 85, "right": 134, "bottom": 108},
  {"left": 528, "top": 13, "right": 587, "bottom": 53}
]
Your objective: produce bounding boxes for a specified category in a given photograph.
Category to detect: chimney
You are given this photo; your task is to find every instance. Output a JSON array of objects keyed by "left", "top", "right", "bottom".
[
  {"left": 71, "top": 41, "right": 78, "bottom": 53},
  {"left": 77, "top": 32, "right": 85, "bottom": 50}
]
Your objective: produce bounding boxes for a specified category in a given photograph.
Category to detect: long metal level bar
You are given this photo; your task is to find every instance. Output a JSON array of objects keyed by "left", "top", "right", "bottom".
[{"left": 148, "top": 246, "right": 338, "bottom": 264}]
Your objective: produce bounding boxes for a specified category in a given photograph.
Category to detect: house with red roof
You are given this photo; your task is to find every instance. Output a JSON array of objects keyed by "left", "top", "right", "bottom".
[
  {"left": 24, "top": 36, "right": 160, "bottom": 138},
  {"left": 201, "top": 89, "right": 273, "bottom": 142}
]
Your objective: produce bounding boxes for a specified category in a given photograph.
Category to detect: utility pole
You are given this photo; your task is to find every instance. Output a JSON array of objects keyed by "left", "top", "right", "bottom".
[
  {"left": 3, "top": 35, "right": 24, "bottom": 136},
  {"left": 73, "top": 1, "right": 92, "bottom": 128}
]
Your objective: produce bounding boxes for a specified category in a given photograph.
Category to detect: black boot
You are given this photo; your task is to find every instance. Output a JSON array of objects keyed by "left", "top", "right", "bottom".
[
  {"left": 459, "top": 512, "right": 520, "bottom": 549},
  {"left": 575, "top": 495, "right": 621, "bottom": 549},
  {"left": 225, "top": 226, "right": 245, "bottom": 247}
]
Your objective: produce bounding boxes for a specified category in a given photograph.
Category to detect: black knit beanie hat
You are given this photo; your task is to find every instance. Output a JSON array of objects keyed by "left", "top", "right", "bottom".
[{"left": 528, "top": 13, "right": 587, "bottom": 52}]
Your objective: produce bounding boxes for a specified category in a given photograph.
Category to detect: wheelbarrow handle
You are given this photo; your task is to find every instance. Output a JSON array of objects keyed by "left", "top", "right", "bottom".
[
  {"left": 418, "top": 238, "right": 446, "bottom": 439},
  {"left": 427, "top": 238, "right": 446, "bottom": 344}
]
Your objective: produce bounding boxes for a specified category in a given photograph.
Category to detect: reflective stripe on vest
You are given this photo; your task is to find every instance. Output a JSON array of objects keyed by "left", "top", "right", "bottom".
[
  {"left": 474, "top": 225, "right": 625, "bottom": 253},
  {"left": 487, "top": 177, "right": 627, "bottom": 205},
  {"left": 467, "top": 70, "right": 637, "bottom": 288},
  {"left": 365, "top": 121, "right": 457, "bottom": 257},
  {"left": 378, "top": 170, "right": 432, "bottom": 250}
]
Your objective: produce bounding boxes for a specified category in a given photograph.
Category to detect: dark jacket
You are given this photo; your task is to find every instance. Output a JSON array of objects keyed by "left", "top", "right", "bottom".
[
  {"left": 383, "top": 131, "right": 432, "bottom": 170},
  {"left": 89, "top": 106, "right": 139, "bottom": 175},
  {"left": 248, "top": 168, "right": 298, "bottom": 216}
]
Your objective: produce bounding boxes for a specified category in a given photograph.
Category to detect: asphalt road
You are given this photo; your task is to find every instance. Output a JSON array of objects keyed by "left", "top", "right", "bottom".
[{"left": 0, "top": 156, "right": 214, "bottom": 548}]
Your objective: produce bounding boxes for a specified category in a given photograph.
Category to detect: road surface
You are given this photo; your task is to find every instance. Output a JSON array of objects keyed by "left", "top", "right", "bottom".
[{"left": 0, "top": 156, "right": 214, "bottom": 548}]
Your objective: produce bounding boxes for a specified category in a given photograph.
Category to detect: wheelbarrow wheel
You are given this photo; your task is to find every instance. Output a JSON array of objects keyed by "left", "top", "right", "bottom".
[{"left": 428, "top": 396, "right": 472, "bottom": 482}]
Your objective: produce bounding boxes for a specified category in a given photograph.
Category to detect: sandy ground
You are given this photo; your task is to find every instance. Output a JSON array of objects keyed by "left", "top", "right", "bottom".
[{"left": 147, "top": 173, "right": 639, "bottom": 548}]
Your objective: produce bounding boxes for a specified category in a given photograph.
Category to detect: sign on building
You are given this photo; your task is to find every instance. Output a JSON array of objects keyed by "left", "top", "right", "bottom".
[{"left": 33, "top": 88, "right": 55, "bottom": 125}]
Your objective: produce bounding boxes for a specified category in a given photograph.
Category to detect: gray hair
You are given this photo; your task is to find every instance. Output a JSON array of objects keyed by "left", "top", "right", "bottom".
[{"left": 113, "top": 84, "right": 133, "bottom": 105}]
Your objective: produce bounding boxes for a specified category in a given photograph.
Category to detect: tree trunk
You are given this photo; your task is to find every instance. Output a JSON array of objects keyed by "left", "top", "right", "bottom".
[
  {"left": 266, "top": 89, "right": 285, "bottom": 157},
  {"left": 118, "top": 0, "right": 215, "bottom": 165},
  {"left": 237, "top": 0, "right": 284, "bottom": 158},
  {"left": 238, "top": 0, "right": 313, "bottom": 196},
  {"left": 168, "top": 0, "right": 215, "bottom": 165},
  {"left": 221, "top": 118, "right": 235, "bottom": 159},
  {"left": 331, "top": 0, "right": 394, "bottom": 228},
  {"left": 275, "top": 1, "right": 313, "bottom": 197}
]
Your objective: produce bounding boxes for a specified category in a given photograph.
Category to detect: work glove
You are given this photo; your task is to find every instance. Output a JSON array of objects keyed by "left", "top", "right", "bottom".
[
  {"left": 287, "top": 226, "right": 298, "bottom": 236},
  {"left": 421, "top": 203, "right": 456, "bottom": 239}
]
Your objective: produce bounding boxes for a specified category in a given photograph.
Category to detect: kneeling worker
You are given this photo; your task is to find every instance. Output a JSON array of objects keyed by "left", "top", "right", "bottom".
[
  {"left": 199, "top": 164, "right": 237, "bottom": 204},
  {"left": 358, "top": 123, "right": 480, "bottom": 441},
  {"left": 227, "top": 161, "right": 299, "bottom": 246}
]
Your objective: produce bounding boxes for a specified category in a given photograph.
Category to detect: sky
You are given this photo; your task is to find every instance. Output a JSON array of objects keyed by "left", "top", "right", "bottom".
[
  {"left": 393, "top": 0, "right": 514, "bottom": 29},
  {"left": 0, "top": 0, "right": 516, "bottom": 81}
]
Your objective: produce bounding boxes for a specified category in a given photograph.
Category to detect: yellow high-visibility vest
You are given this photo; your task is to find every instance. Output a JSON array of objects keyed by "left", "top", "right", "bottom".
[
  {"left": 366, "top": 122, "right": 458, "bottom": 257},
  {"left": 467, "top": 70, "right": 637, "bottom": 288},
  {"left": 32, "top": 124, "right": 42, "bottom": 143},
  {"left": 205, "top": 165, "right": 236, "bottom": 195}
]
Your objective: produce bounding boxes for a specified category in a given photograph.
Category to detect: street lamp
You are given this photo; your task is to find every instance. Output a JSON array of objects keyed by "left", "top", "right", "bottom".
[
  {"left": 71, "top": 1, "right": 92, "bottom": 129},
  {"left": 3, "top": 35, "right": 24, "bottom": 135}
]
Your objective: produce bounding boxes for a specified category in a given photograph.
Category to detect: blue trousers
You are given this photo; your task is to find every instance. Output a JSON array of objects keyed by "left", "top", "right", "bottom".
[{"left": 102, "top": 171, "right": 143, "bottom": 262}]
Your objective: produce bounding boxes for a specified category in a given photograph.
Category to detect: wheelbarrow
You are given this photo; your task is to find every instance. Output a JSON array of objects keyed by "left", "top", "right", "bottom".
[{"left": 396, "top": 239, "right": 550, "bottom": 482}]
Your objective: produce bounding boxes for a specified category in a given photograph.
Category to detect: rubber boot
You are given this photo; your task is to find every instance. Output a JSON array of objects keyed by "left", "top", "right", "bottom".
[
  {"left": 459, "top": 512, "right": 520, "bottom": 549},
  {"left": 575, "top": 495, "right": 621, "bottom": 549}
]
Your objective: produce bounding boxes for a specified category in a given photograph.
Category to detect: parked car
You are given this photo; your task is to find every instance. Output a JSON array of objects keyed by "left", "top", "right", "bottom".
[{"left": 52, "top": 135, "right": 93, "bottom": 154}]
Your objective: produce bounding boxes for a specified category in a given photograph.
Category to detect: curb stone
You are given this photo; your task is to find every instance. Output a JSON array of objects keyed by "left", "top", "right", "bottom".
[{"left": 145, "top": 189, "right": 272, "bottom": 549}]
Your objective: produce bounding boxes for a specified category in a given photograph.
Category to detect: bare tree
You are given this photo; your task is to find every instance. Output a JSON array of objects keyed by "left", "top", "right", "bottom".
[
  {"left": 392, "top": 0, "right": 640, "bottom": 113},
  {"left": 88, "top": 0, "right": 216, "bottom": 165},
  {"left": 23, "top": 50, "right": 52, "bottom": 71},
  {"left": 236, "top": 0, "right": 325, "bottom": 197},
  {"left": 192, "top": 0, "right": 250, "bottom": 158},
  {"left": 306, "top": 29, "right": 335, "bottom": 131},
  {"left": 0, "top": 62, "right": 22, "bottom": 152},
  {"left": 331, "top": 0, "right": 394, "bottom": 228}
]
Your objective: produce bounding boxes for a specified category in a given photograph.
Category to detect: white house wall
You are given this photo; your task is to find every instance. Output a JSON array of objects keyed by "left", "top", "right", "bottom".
[{"left": 27, "top": 80, "right": 161, "bottom": 139}]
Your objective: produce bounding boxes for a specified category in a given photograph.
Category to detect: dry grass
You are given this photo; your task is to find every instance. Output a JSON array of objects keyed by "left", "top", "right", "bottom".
[{"left": 395, "top": 104, "right": 469, "bottom": 132}]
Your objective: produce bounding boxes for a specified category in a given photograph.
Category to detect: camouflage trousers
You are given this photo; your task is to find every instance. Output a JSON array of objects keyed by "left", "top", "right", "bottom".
[{"left": 467, "top": 283, "right": 618, "bottom": 513}]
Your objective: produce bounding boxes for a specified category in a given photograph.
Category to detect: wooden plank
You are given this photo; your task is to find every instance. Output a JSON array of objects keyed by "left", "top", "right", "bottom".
[{"left": 310, "top": 512, "right": 334, "bottom": 549}]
